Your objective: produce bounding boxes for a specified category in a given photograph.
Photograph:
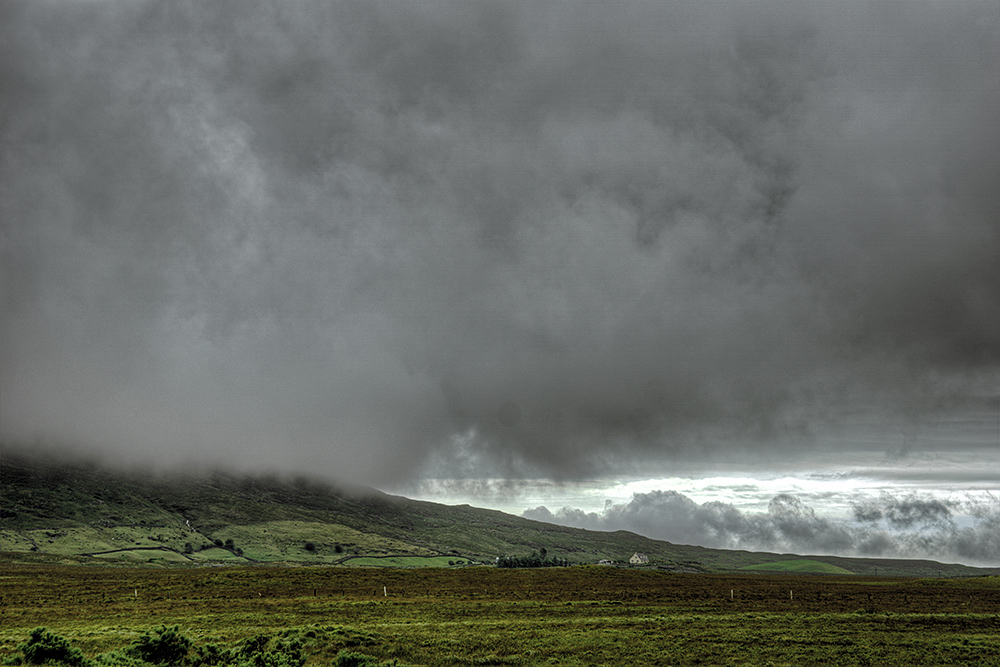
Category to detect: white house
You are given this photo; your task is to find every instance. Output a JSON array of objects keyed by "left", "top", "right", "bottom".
[{"left": 629, "top": 552, "right": 649, "bottom": 565}]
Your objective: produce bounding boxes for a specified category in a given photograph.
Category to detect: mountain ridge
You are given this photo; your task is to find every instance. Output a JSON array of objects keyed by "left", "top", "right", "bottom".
[{"left": 2, "top": 450, "right": 996, "bottom": 577}]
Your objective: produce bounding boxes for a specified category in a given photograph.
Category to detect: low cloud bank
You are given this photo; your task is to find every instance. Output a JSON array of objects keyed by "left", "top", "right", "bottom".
[
  {"left": 523, "top": 490, "right": 1000, "bottom": 566},
  {"left": 1, "top": 1, "right": 997, "bottom": 484}
]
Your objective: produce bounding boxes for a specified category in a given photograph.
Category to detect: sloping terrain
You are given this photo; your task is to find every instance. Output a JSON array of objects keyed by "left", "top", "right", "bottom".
[
  {"left": 741, "top": 558, "right": 855, "bottom": 574},
  {"left": 1, "top": 451, "right": 996, "bottom": 577}
]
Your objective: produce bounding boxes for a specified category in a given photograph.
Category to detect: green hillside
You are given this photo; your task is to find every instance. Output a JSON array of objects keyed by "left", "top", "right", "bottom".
[
  {"left": 1, "top": 451, "right": 995, "bottom": 577},
  {"left": 742, "top": 559, "right": 855, "bottom": 574}
]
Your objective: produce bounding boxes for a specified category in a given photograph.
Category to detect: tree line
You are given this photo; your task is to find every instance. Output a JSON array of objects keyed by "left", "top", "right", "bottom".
[{"left": 495, "top": 550, "right": 570, "bottom": 568}]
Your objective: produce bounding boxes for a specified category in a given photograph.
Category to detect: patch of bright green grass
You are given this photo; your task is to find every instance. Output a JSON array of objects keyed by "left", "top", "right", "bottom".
[
  {"left": 186, "top": 548, "right": 249, "bottom": 562},
  {"left": 211, "top": 520, "right": 432, "bottom": 562},
  {"left": 741, "top": 559, "right": 854, "bottom": 574}
]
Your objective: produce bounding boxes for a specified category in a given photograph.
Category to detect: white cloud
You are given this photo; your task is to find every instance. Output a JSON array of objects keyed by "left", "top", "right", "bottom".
[{"left": 524, "top": 488, "right": 1000, "bottom": 566}]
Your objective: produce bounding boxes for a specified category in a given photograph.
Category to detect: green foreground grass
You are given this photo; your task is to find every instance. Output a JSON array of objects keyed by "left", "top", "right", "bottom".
[{"left": 1, "top": 564, "right": 997, "bottom": 666}]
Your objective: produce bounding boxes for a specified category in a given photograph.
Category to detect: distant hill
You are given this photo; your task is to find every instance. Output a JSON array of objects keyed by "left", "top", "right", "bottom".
[{"left": 2, "top": 450, "right": 996, "bottom": 577}]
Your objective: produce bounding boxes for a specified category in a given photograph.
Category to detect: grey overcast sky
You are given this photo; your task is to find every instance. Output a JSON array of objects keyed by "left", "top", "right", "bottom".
[{"left": 2, "top": 1, "right": 997, "bottom": 564}]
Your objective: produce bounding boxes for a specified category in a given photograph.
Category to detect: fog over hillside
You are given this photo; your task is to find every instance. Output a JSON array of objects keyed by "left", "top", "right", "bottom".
[{"left": 1, "top": 1, "right": 997, "bottom": 564}]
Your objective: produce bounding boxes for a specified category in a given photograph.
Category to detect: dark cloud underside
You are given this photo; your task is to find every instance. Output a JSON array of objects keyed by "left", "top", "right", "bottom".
[{"left": 2, "top": 1, "right": 997, "bottom": 483}]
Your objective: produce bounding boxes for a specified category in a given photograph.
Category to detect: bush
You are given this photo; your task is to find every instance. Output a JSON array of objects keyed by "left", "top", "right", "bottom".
[
  {"left": 224, "top": 634, "right": 304, "bottom": 667},
  {"left": 89, "top": 650, "right": 151, "bottom": 667},
  {"left": 18, "top": 628, "right": 86, "bottom": 666},
  {"left": 127, "top": 626, "right": 191, "bottom": 665},
  {"left": 238, "top": 636, "right": 271, "bottom": 658},
  {"left": 332, "top": 652, "right": 379, "bottom": 667},
  {"left": 189, "top": 644, "right": 227, "bottom": 667}
]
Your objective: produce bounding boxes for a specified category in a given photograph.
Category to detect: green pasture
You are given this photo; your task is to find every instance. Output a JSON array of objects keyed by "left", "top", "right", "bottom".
[{"left": 211, "top": 520, "right": 435, "bottom": 563}]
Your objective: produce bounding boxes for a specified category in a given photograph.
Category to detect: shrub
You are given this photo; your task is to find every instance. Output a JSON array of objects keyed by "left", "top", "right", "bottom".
[
  {"left": 189, "top": 644, "right": 227, "bottom": 667},
  {"left": 332, "top": 652, "right": 379, "bottom": 667},
  {"left": 127, "top": 626, "right": 191, "bottom": 665},
  {"left": 18, "top": 628, "right": 86, "bottom": 666},
  {"left": 236, "top": 635, "right": 270, "bottom": 659},
  {"left": 230, "top": 635, "right": 304, "bottom": 667},
  {"left": 89, "top": 650, "right": 151, "bottom": 667}
]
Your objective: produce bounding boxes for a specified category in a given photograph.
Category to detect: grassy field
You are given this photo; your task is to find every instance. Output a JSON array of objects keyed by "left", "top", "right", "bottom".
[{"left": 1, "top": 563, "right": 997, "bottom": 666}]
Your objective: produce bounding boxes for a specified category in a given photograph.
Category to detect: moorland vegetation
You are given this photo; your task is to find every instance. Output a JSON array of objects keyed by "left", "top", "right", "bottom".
[{"left": 0, "top": 565, "right": 997, "bottom": 666}]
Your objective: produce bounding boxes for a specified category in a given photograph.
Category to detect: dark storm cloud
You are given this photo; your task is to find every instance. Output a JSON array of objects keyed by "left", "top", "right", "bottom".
[
  {"left": 525, "top": 491, "right": 856, "bottom": 555},
  {"left": 852, "top": 493, "right": 953, "bottom": 528},
  {"left": 524, "top": 490, "right": 1000, "bottom": 565},
  {"left": 1, "top": 1, "right": 997, "bottom": 483}
]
